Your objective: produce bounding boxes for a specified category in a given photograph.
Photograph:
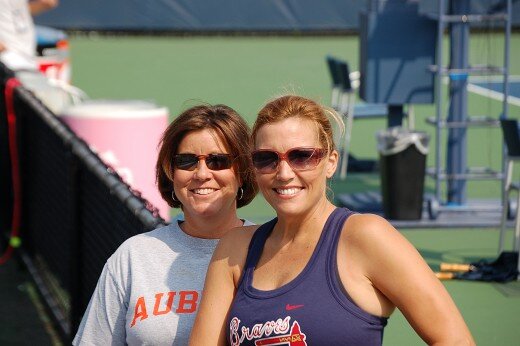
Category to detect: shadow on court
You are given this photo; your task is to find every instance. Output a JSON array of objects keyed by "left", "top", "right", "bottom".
[{"left": 0, "top": 257, "right": 57, "bottom": 345}]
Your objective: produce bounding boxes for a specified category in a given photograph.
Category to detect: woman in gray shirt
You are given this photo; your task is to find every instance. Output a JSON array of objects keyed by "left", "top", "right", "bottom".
[{"left": 74, "top": 104, "right": 258, "bottom": 345}]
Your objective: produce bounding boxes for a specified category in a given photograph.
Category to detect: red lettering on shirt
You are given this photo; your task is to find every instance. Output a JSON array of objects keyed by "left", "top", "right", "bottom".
[
  {"left": 153, "top": 292, "right": 176, "bottom": 316},
  {"left": 229, "top": 317, "right": 307, "bottom": 346},
  {"left": 176, "top": 290, "right": 198, "bottom": 313},
  {"left": 130, "top": 290, "right": 200, "bottom": 327},
  {"left": 130, "top": 296, "right": 149, "bottom": 327}
]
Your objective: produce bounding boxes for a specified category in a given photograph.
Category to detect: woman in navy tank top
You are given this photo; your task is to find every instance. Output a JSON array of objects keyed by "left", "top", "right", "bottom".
[{"left": 190, "top": 95, "right": 474, "bottom": 345}]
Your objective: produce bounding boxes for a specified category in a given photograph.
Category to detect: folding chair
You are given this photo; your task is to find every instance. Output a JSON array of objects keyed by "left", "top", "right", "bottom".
[
  {"left": 326, "top": 56, "right": 342, "bottom": 111},
  {"left": 325, "top": 56, "right": 352, "bottom": 179},
  {"left": 325, "top": 56, "right": 388, "bottom": 180},
  {"left": 499, "top": 119, "right": 520, "bottom": 279},
  {"left": 335, "top": 60, "right": 355, "bottom": 180}
]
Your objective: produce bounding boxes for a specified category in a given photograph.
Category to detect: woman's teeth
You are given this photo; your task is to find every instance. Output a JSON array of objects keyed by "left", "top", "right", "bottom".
[
  {"left": 193, "top": 188, "right": 216, "bottom": 195},
  {"left": 276, "top": 188, "right": 301, "bottom": 195}
]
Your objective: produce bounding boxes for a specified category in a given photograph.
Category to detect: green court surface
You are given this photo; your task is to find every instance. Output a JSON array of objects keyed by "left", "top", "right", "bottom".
[{"left": 67, "top": 33, "right": 520, "bottom": 345}]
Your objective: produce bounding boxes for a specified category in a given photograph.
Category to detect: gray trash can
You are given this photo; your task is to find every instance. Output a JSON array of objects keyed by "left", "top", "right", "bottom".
[{"left": 377, "top": 127, "right": 429, "bottom": 220}]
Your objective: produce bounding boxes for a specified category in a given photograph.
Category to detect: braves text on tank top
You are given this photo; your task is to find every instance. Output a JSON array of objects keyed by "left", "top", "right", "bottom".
[{"left": 227, "top": 208, "right": 388, "bottom": 346}]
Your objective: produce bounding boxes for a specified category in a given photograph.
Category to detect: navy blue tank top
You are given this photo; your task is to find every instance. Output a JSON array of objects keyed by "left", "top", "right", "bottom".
[{"left": 227, "top": 208, "right": 387, "bottom": 346}]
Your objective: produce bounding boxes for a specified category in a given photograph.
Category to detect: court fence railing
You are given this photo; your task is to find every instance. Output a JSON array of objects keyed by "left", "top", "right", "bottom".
[{"left": 0, "top": 62, "right": 167, "bottom": 343}]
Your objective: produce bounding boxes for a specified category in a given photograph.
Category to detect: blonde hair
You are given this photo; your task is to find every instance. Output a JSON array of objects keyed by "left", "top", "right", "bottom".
[{"left": 252, "top": 95, "right": 345, "bottom": 152}]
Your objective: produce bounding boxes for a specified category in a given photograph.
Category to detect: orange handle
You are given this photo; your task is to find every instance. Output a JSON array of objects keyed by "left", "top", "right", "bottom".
[
  {"left": 440, "top": 263, "right": 472, "bottom": 272},
  {"left": 436, "top": 272, "right": 456, "bottom": 280}
]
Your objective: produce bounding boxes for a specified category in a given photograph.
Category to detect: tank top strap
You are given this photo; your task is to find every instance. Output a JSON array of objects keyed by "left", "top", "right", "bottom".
[
  {"left": 320, "top": 208, "right": 356, "bottom": 251},
  {"left": 237, "top": 217, "right": 277, "bottom": 289}
]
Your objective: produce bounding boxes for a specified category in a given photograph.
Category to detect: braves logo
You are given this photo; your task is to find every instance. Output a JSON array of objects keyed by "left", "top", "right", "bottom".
[{"left": 229, "top": 316, "right": 307, "bottom": 346}]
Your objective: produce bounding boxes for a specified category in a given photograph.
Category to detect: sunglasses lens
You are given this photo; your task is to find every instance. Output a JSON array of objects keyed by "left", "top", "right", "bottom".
[
  {"left": 206, "top": 154, "right": 233, "bottom": 170},
  {"left": 252, "top": 151, "right": 279, "bottom": 172},
  {"left": 288, "top": 149, "right": 322, "bottom": 170},
  {"left": 174, "top": 154, "right": 198, "bottom": 170},
  {"left": 174, "top": 154, "right": 233, "bottom": 171}
]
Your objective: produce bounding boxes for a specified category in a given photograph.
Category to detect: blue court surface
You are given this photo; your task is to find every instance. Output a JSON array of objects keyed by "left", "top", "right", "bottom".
[{"left": 468, "top": 76, "right": 520, "bottom": 107}]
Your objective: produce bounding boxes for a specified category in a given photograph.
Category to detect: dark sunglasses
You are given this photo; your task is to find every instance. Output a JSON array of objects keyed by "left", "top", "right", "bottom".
[
  {"left": 173, "top": 153, "right": 234, "bottom": 171},
  {"left": 251, "top": 147, "right": 325, "bottom": 174}
]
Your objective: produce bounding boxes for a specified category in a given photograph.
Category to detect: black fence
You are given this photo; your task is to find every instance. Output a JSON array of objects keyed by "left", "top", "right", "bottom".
[{"left": 0, "top": 63, "right": 167, "bottom": 342}]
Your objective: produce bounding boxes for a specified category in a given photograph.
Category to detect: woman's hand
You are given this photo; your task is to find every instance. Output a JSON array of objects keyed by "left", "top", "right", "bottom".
[{"left": 29, "top": 0, "right": 59, "bottom": 16}]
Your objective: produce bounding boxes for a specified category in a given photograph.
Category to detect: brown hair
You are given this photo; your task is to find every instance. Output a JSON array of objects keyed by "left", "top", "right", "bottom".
[
  {"left": 156, "top": 104, "right": 258, "bottom": 208},
  {"left": 252, "top": 95, "right": 343, "bottom": 153}
]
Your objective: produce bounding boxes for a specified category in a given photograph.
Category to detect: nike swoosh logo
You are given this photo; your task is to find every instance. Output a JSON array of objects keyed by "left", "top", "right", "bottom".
[{"left": 285, "top": 304, "right": 304, "bottom": 311}]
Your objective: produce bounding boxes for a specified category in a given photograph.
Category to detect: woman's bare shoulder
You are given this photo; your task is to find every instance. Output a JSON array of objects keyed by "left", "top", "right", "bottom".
[
  {"left": 213, "top": 224, "right": 260, "bottom": 261},
  {"left": 342, "top": 212, "right": 426, "bottom": 275},
  {"left": 341, "top": 212, "right": 412, "bottom": 260},
  {"left": 344, "top": 213, "right": 396, "bottom": 240},
  {"left": 221, "top": 224, "right": 260, "bottom": 245}
]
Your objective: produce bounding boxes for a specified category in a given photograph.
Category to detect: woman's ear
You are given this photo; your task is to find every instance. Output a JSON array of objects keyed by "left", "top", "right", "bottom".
[{"left": 326, "top": 150, "right": 339, "bottom": 179}]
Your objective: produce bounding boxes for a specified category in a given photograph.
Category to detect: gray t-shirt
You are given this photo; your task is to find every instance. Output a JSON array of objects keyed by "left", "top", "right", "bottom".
[{"left": 73, "top": 219, "right": 253, "bottom": 345}]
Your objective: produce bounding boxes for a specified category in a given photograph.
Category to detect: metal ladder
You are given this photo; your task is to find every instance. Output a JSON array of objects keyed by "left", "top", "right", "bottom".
[{"left": 425, "top": 0, "right": 512, "bottom": 219}]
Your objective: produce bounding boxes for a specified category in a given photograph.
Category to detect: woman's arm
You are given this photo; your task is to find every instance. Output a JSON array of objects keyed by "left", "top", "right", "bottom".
[
  {"left": 190, "top": 226, "right": 256, "bottom": 346},
  {"left": 345, "top": 214, "right": 475, "bottom": 346},
  {"left": 73, "top": 263, "right": 128, "bottom": 345},
  {"left": 29, "top": 0, "right": 58, "bottom": 16}
]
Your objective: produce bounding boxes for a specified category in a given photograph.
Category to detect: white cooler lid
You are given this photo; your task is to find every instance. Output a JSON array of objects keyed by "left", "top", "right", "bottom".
[{"left": 62, "top": 100, "right": 168, "bottom": 119}]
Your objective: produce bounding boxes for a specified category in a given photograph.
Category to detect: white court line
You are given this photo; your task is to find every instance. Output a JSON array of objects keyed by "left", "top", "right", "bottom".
[
  {"left": 441, "top": 75, "right": 520, "bottom": 107},
  {"left": 468, "top": 75, "right": 520, "bottom": 83},
  {"left": 467, "top": 82, "right": 520, "bottom": 107}
]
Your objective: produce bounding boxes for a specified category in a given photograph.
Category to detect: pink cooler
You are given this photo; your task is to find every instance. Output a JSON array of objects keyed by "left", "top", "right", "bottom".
[{"left": 61, "top": 100, "right": 170, "bottom": 219}]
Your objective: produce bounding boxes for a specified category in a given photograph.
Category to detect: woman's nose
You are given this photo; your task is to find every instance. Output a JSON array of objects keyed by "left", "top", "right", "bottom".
[
  {"left": 193, "top": 159, "right": 212, "bottom": 180},
  {"left": 276, "top": 159, "right": 295, "bottom": 181}
]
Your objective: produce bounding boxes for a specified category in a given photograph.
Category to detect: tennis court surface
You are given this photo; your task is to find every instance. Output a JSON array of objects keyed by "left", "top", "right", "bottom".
[
  {"left": 468, "top": 76, "right": 520, "bottom": 107},
  {"left": 2, "top": 33, "right": 520, "bottom": 345}
]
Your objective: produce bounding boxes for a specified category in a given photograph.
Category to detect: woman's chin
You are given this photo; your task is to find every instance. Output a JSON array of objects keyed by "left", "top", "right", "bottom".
[
  {"left": 187, "top": 206, "right": 219, "bottom": 219},
  {"left": 184, "top": 201, "right": 232, "bottom": 220},
  {"left": 271, "top": 204, "right": 305, "bottom": 218}
]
